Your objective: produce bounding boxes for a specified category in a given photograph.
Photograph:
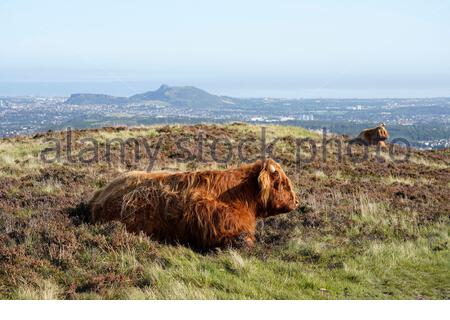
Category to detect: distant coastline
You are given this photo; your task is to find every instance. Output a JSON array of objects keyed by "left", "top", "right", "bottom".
[{"left": 1, "top": 81, "right": 450, "bottom": 99}]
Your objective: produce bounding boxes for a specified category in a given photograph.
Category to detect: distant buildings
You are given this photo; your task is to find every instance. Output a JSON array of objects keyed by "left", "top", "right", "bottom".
[{"left": 0, "top": 96, "right": 448, "bottom": 149}]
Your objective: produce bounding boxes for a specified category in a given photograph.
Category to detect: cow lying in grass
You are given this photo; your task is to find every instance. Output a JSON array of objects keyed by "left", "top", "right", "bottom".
[
  {"left": 355, "top": 123, "right": 389, "bottom": 148},
  {"left": 88, "top": 158, "right": 299, "bottom": 249}
]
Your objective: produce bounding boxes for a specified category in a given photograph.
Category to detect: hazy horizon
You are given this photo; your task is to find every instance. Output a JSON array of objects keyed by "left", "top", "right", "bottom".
[{"left": 1, "top": 79, "right": 450, "bottom": 99}]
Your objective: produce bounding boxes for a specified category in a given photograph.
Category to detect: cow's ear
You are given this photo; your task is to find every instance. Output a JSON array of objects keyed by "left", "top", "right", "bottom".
[
  {"left": 266, "top": 161, "right": 280, "bottom": 180},
  {"left": 262, "top": 158, "right": 274, "bottom": 171}
]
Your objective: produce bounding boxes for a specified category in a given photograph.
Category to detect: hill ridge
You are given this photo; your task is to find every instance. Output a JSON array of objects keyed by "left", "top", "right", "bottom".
[{"left": 65, "top": 84, "right": 230, "bottom": 108}]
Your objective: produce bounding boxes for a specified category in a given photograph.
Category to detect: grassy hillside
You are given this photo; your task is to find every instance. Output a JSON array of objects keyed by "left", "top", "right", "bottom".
[{"left": 0, "top": 123, "right": 449, "bottom": 299}]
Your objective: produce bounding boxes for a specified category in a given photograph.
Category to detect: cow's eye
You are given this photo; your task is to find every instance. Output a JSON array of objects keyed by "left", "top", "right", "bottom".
[
  {"left": 274, "top": 180, "right": 280, "bottom": 190},
  {"left": 272, "top": 170, "right": 279, "bottom": 178}
]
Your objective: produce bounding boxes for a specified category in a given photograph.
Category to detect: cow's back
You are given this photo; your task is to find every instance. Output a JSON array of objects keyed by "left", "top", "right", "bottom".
[
  {"left": 88, "top": 171, "right": 169, "bottom": 223},
  {"left": 357, "top": 129, "right": 373, "bottom": 145},
  {"left": 87, "top": 167, "right": 257, "bottom": 247}
]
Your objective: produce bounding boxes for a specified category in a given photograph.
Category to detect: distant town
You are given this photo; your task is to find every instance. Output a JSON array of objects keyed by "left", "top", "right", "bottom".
[{"left": 1, "top": 85, "right": 449, "bottom": 149}]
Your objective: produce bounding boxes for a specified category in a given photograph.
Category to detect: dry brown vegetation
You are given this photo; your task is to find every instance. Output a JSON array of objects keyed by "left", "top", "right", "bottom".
[{"left": 0, "top": 123, "right": 449, "bottom": 299}]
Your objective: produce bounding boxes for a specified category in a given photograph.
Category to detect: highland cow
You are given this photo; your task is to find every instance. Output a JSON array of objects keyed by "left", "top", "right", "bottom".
[
  {"left": 355, "top": 123, "right": 389, "bottom": 147},
  {"left": 88, "top": 158, "right": 299, "bottom": 249}
]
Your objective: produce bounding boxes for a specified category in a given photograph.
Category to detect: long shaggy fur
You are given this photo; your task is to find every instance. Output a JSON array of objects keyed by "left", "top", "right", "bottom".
[
  {"left": 356, "top": 123, "right": 389, "bottom": 147},
  {"left": 88, "top": 159, "right": 298, "bottom": 249}
]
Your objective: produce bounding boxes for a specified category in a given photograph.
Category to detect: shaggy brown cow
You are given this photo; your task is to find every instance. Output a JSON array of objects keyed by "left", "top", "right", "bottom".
[
  {"left": 88, "top": 158, "right": 299, "bottom": 249},
  {"left": 356, "top": 123, "right": 389, "bottom": 147}
]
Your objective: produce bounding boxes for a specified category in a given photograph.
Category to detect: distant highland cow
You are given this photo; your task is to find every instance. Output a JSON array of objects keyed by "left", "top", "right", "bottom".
[
  {"left": 355, "top": 123, "right": 389, "bottom": 147},
  {"left": 88, "top": 159, "right": 299, "bottom": 249}
]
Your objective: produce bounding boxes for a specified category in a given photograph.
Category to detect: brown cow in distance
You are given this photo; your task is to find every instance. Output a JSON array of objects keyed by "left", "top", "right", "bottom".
[
  {"left": 88, "top": 158, "right": 299, "bottom": 249},
  {"left": 355, "top": 123, "right": 389, "bottom": 148}
]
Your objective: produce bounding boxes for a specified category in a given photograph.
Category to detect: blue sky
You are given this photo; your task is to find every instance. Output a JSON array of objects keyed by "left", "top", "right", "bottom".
[{"left": 1, "top": 0, "right": 450, "bottom": 97}]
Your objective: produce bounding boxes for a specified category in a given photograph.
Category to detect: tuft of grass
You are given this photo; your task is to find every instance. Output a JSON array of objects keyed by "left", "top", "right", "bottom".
[
  {"left": 348, "top": 194, "right": 421, "bottom": 240},
  {"left": 222, "top": 250, "right": 250, "bottom": 275},
  {"left": 334, "top": 170, "right": 350, "bottom": 182},
  {"left": 227, "top": 123, "right": 321, "bottom": 141},
  {"left": 13, "top": 208, "right": 35, "bottom": 219},
  {"left": 264, "top": 125, "right": 321, "bottom": 140},
  {"left": 386, "top": 175, "right": 414, "bottom": 186},
  {"left": 359, "top": 194, "right": 385, "bottom": 218},
  {"left": 39, "top": 178, "right": 63, "bottom": 195},
  {"left": 16, "top": 279, "right": 62, "bottom": 300},
  {"left": 313, "top": 170, "right": 328, "bottom": 179},
  {"left": 0, "top": 140, "right": 42, "bottom": 160},
  {"left": 96, "top": 127, "right": 160, "bottom": 143},
  {"left": 410, "top": 156, "right": 448, "bottom": 170}
]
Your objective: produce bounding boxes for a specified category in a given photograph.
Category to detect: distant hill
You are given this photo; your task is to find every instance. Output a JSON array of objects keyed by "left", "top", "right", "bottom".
[
  {"left": 65, "top": 85, "right": 235, "bottom": 108},
  {"left": 65, "top": 93, "right": 127, "bottom": 105}
]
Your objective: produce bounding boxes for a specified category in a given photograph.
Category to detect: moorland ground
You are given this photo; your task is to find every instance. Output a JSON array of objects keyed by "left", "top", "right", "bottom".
[{"left": 0, "top": 123, "right": 449, "bottom": 299}]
